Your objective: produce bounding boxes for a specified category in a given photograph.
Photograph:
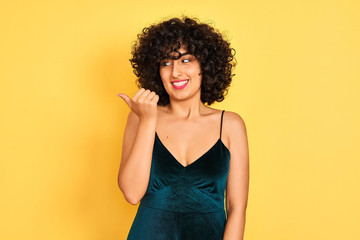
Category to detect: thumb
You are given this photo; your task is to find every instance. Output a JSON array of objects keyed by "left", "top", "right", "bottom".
[{"left": 117, "top": 93, "right": 133, "bottom": 109}]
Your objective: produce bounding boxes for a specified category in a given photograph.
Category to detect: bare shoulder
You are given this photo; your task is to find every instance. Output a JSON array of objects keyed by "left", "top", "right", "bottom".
[
  {"left": 127, "top": 110, "right": 139, "bottom": 124},
  {"left": 223, "top": 111, "right": 246, "bottom": 129},
  {"left": 156, "top": 105, "right": 169, "bottom": 116},
  {"left": 223, "top": 111, "right": 248, "bottom": 142},
  {"left": 124, "top": 110, "right": 140, "bottom": 136},
  {"left": 203, "top": 106, "right": 225, "bottom": 117}
]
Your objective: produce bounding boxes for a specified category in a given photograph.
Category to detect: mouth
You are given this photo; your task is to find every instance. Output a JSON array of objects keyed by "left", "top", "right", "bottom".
[{"left": 171, "top": 80, "right": 189, "bottom": 90}]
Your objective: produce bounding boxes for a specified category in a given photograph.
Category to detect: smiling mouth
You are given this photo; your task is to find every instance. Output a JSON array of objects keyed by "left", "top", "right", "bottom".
[
  {"left": 171, "top": 80, "right": 189, "bottom": 89},
  {"left": 171, "top": 80, "right": 188, "bottom": 86}
]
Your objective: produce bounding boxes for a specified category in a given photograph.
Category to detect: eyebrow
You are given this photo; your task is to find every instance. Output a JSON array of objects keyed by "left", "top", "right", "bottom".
[
  {"left": 170, "top": 50, "right": 190, "bottom": 60},
  {"left": 178, "top": 52, "right": 190, "bottom": 56}
]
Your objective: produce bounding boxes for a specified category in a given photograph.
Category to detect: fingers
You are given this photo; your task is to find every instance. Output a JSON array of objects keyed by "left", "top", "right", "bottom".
[
  {"left": 143, "top": 91, "right": 159, "bottom": 104},
  {"left": 117, "top": 93, "right": 133, "bottom": 109},
  {"left": 118, "top": 88, "right": 159, "bottom": 121},
  {"left": 145, "top": 91, "right": 156, "bottom": 102},
  {"left": 151, "top": 94, "right": 159, "bottom": 104},
  {"left": 137, "top": 89, "right": 152, "bottom": 103},
  {"left": 117, "top": 88, "right": 159, "bottom": 108},
  {"left": 132, "top": 88, "right": 146, "bottom": 102},
  {"left": 134, "top": 88, "right": 158, "bottom": 103}
]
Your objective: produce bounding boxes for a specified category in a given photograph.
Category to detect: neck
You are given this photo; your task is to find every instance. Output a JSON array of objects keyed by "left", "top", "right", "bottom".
[{"left": 166, "top": 98, "right": 206, "bottom": 120}]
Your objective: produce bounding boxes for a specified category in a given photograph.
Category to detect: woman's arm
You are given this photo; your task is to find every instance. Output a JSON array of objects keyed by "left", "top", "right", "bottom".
[
  {"left": 117, "top": 89, "right": 159, "bottom": 205},
  {"left": 223, "top": 112, "right": 249, "bottom": 240}
]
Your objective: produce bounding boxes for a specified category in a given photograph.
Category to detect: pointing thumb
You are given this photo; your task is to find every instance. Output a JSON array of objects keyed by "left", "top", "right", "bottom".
[{"left": 117, "top": 93, "right": 133, "bottom": 109}]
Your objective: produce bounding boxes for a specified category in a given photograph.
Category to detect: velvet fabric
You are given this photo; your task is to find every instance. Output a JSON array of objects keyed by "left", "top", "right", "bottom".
[{"left": 127, "top": 110, "right": 230, "bottom": 240}]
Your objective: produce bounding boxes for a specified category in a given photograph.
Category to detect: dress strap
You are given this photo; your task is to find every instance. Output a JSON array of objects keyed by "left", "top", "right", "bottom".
[{"left": 220, "top": 110, "right": 225, "bottom": 140}]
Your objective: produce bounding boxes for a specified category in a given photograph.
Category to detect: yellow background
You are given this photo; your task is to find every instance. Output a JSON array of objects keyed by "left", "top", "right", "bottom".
[{"left": 1, "top": 0, "right": 359, "bottom": 239}]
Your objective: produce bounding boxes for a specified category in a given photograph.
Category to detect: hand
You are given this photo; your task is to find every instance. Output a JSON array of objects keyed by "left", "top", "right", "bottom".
[{"left": 117, "top": 88, "right": 159, "bottom": 121}]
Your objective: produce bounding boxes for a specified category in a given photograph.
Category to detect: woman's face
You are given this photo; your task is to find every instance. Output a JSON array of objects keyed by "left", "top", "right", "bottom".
[{"left": 159, "top": 46, "right": 202, "bottom": 103}]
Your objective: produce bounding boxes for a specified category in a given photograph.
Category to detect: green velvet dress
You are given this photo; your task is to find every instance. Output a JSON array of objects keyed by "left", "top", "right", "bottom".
[{"left": 127, "top": 110, "right": 230, "bottom": 240}]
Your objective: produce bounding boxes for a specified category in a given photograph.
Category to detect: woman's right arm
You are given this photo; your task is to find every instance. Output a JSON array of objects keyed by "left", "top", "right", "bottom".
[{"left": 117, "top": 88, "right": 159, "bottom": 205}]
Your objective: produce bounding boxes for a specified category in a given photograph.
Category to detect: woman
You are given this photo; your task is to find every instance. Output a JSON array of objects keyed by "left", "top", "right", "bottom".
[{"left": 117, "top": 17, "right": 249, "bottom": 240}]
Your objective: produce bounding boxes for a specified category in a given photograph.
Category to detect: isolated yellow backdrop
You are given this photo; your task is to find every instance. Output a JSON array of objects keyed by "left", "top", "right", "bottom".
[{"left": 1, "top": 0, "right": 359, "bottom": 239}]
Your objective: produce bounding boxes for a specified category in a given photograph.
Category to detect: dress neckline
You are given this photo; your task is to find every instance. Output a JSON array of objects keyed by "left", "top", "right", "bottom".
[{"left": 155, "top": 131, "right": 229, "bottom": 168}]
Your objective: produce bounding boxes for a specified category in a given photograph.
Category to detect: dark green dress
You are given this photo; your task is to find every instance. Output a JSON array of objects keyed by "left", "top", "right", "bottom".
[{"left": 127, "top": 110, "right": 230, "bottom": 240}]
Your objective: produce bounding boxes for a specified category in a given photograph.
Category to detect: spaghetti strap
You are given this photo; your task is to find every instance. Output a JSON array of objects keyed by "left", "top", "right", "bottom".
[{"left": 220, "top": 110, "right": 225, "bottom": 140}]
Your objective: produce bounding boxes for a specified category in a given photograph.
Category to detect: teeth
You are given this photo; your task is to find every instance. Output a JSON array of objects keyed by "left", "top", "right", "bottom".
[{"left": 172, "top": 80, "right": 188, "bottom": 86}]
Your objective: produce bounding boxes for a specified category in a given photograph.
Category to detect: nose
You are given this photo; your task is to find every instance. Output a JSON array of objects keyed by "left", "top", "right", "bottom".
[{"left": 171, "top": 60, "right": 182, "bottom": 78}]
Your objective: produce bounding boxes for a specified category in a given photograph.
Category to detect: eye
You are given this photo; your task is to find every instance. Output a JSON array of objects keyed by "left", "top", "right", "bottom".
[
  {"left": 160, "top": 61, "right": 171, "bottom": 66},
  {"left": 182, "top": 59, "right": 191, "bottom": 63}
]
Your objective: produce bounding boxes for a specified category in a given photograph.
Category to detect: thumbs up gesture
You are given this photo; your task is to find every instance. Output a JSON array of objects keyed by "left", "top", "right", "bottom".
[{"left": 117, "top": 88, "right": 159, "bottom": 121}]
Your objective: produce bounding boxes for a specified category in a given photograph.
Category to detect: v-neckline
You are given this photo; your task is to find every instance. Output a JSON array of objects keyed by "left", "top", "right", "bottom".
[{"left": 155, "top": 131, "right": 223, "bottom": 168}]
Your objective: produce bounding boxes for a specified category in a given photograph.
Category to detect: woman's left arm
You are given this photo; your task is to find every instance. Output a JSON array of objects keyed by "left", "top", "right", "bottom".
[{"left": 223, "top": 112, "right": 249, "bottom": 240}]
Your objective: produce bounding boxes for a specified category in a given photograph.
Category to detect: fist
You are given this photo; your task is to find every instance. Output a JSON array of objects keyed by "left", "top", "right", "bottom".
[{"left": 117, "top": 88, "right": 159, "bottom": 121}]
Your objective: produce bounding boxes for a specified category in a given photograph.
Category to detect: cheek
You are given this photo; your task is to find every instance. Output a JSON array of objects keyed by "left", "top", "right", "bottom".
[
  {"left": 190, "top": 64, "right": 202, "bottom": 78},
  {"left": 159, "top": 69, "right": 166, "bottom": 82},
  {"left": 159, "top": 69, "right": 170, "bottom": 88},
  {"left": 159, "top": 67, "right": 170, "bottom": 78}
]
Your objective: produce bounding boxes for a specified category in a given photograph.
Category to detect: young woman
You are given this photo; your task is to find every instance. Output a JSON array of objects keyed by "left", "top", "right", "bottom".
[{"left": 117, "top": 17, "right": 249, "bottom": 240}]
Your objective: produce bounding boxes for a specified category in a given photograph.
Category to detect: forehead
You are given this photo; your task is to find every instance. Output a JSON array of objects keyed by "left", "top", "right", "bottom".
[
  {"left": 161, "top": 45, "right": 190, "bottom": 60},
  {"left": 170, "top": 49, "right": 190, "bottom": 59},
  {"left": 171, "top": 46, "right": 187, "bottom": 53}
]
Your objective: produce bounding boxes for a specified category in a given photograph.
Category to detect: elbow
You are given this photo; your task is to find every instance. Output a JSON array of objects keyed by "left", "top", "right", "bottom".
[
  {"left": 124, "top": 194, "right": 141, "bottom": 205},
  {"left": 118, "top": 182, "right": 142, "bottom": 205}
]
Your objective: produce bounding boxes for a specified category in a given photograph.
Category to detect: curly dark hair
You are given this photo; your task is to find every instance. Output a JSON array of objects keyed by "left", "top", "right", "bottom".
[{"left": 130, "top": 16, "right": 236, "bottom": 106}]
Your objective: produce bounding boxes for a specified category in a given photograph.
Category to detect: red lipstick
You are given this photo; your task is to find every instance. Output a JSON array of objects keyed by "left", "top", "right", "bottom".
[{"left": 171, "top": 79, "right": 189, "bottom": 90}]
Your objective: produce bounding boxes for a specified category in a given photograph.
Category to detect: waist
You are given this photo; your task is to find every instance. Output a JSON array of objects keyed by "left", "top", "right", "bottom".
[{"left": 140, "top": 183, "right": 225, "bottom": 213}]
